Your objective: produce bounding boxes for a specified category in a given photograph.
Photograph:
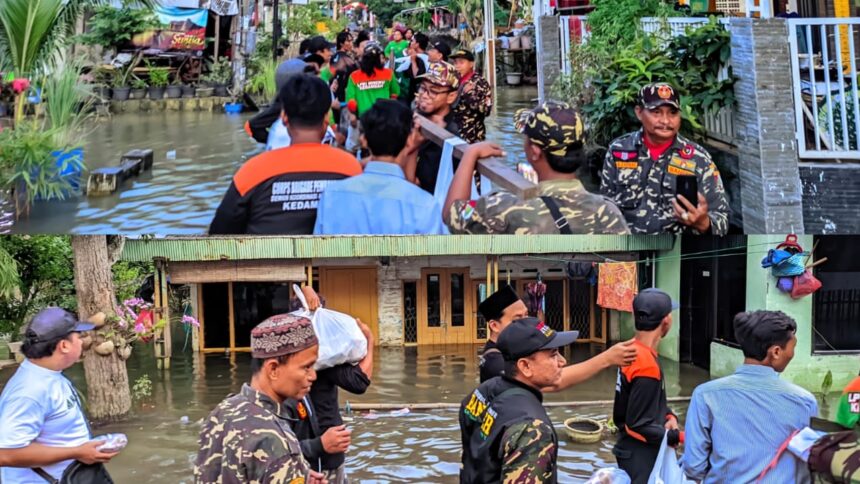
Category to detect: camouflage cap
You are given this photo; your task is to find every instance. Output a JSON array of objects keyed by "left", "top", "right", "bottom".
[
  {"left": 364, "top": 41, "right": 384, "bottom": 57},
  {"left": 639, "top": 82, "right": 680, "bottom": 110},
  {"left": 251, "top": 314, "right": 318, "bottom": 359},
  {"left": 417, "top": 61, "right": 459, "bottom": 89},
  {"left": 514, "top": 101, "right": 585, "bottom": 157}
]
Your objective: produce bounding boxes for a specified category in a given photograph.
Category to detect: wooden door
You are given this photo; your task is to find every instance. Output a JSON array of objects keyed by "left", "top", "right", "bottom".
[
  {"left": 417, "top": 268, "right": 473, "bottom": 344},
  {"left": 319, "top": 267, "right": 379, "bottom": 342}
]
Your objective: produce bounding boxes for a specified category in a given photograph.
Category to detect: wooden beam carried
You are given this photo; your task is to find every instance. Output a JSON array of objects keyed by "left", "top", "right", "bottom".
[{"left": 416, "top": 115, "right": 540, "bottom": 199}]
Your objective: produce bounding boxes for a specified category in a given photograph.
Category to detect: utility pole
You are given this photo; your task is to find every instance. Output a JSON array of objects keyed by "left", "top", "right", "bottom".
[
  {"left": 483, "top": 0, "right": 496, "bottom": 96},
  {"left": 273, "top": 0, "right": 280, "bottom": 61}
]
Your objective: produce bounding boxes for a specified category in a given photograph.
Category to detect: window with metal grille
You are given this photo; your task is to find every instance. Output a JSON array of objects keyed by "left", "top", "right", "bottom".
[
  {"left": 568, "top": 278, "right": 592, "bottom": 339},
  {"left": 812, "top": 236, "right": 860, "bottom": 353},
  {"left": 542, "top": 280, "right": 565, "bottom": 332},
  {"left": 403, "top": 281, "right": 418, "bottom": 344}
]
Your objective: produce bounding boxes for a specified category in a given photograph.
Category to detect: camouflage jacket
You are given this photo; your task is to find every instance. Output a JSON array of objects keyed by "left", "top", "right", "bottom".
[
  {"left": 452, "top": 73, "right": 493, "bottom": 143},
  {"left": 459, "top": 376, "right": 557, "bottom": 483},
  {"left": 194, "top": 383, "right": 313, "bottom": 484},
  {"left": 447, "top": 178, "right": 631, "bottom": 235},
  {"left": 599, "top": 130, "right": 729, "bottom": 235}
]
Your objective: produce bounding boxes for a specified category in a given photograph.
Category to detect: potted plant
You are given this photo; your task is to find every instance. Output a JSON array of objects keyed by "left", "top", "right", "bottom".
[
  {"left": 1, "top": 317, "right": 24, "bottom": 363},
  {"left": 79, "top": 0, "right": 159, "bottom": 60},
  {"left": 111, "top": 70, "right": 131, "bottom": 101},
  {"left": 147, "top": 66, "right": 169, "bottom": 99},
  {"left": 196, "top": 83, "right": 214, "bottom": 98},
  {"left": 130, "top": 77, "right": 148, "bottom": 99},
  {"left": 181, "top": 83, "right": 196, "bottom": 98},
  {"left": 204, "top": 57, "right": 233, "bottom": 97},
  {"left": 165, "top": 81, "right": 182, "bottom": 99}
]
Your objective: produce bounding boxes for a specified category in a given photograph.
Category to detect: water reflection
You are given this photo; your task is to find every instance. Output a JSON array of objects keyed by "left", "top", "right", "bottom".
[
  {"left": 1, "top": 342, "right": 706, "bottom": 482},
  {"left": 16, "top": 87, "right": 538, "bottom": 234}
]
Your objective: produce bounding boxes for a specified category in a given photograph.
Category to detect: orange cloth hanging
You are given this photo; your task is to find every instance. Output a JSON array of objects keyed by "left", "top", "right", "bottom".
[{"left": 597, "top": 262, "right": 638, "bottom": 312}]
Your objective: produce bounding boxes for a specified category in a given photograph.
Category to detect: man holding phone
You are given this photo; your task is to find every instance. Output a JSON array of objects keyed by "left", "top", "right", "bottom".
[{"left": 599, "top": 83, "right": 730, "bottom": 235}]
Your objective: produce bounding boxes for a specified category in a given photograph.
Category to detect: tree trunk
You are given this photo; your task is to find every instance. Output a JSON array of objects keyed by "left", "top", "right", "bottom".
[{"left": 71, "top": 235, "right": 131, "bottom": 424}]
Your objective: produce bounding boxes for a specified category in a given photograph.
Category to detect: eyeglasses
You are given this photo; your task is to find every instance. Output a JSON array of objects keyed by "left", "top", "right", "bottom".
[{"left": 417, "top": 85, "right": 453, "bottom": 97}]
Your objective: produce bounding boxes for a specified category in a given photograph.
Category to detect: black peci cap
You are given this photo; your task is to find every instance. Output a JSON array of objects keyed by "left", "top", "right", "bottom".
[
  {"left": 497, "top": 317, "right": 579, "bottom": 361},
  {"left": 478, "top": 285, "right": 521, "bottom": 321}
]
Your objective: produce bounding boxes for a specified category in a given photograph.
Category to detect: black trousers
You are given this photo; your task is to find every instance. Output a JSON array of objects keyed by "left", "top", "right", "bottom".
[{"left": 612, "top": 434, "right": 661, "bottom": 484}]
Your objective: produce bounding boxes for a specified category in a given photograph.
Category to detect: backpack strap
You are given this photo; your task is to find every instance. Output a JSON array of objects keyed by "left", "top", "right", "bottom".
[
  {"left": 539, "top": 196, "right": 573, "bottom": 234},
  {"left": 32, "top": 467, "right": 58, "bottom": 484}
]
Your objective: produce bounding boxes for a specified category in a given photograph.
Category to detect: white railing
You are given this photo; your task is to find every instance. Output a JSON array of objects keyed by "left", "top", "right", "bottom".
[{"left": 788, "top": 18, "right": 860, "bottom": 160}]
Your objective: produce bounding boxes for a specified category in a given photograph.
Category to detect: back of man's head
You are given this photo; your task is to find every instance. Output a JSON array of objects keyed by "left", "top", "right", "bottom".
[
  {"left": 361, "top": 99, "right": 413, "bottom": 158},
  {"left": 337, "top": 31, "right": 352, "bottom": 50},
  {"left": 733, "top": 310, "right": 797, "bottom": 361},
  {"left": 356, "top": 30, "right": 371, "bottom": 45},
  {"left": 279, "top": 74, "right": 331, "bottom": 129},
  {"left": 299, "top": 38, "right": 311, "bottom": 55},
  {"left": 413, "top": 32, "right": 430, "bottom": 51}
]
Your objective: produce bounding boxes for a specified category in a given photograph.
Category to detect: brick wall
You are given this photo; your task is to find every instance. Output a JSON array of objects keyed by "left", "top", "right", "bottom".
[
  {"left": 729, "top": 18, "right": 805, "bottom": 233},
  {"left": 799, "top": 164, "right": 860, "bottom": 233}
]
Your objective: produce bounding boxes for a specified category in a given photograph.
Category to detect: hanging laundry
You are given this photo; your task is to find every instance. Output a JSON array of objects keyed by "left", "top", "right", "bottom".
[{"left": 597, "top": 262, "right": 638, "bottom": 312}]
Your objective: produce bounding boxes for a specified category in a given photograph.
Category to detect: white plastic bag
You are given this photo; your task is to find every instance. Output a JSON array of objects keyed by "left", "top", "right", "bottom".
[
  {"left": 586, "top": 468, "right": 631, "bottom": 484},
  {"left": 290, "top": 284, "right": 368, "bottom": 370},
  {"left": 648, "top": 431, "right": 696, "bottom": 484}
]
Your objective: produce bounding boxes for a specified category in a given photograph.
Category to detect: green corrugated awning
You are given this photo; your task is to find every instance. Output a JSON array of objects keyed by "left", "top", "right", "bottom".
[{"left": 121, "top": 235, "right": 675, "bottom": 261}]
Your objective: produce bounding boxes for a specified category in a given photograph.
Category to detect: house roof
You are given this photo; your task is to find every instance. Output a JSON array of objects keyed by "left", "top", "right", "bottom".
[{"left": 121, "top": 235, "right": 675, "bottom": 262}]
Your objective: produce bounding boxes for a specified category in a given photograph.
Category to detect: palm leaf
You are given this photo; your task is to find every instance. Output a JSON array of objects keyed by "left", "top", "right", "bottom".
[{"left": 0, "top": 0, "right": 64, "bottom": 76}]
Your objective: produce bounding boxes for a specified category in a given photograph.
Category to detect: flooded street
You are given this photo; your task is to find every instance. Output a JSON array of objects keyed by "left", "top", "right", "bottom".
[
  {"left": 2, "top": 342, "right": 705, "bottom": 482},
  {"left": 15, "top": 87, "right": 538, "bottom": 235}
]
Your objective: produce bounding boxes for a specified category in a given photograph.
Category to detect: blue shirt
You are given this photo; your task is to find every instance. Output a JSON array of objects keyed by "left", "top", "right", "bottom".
[
  {"left": 681, "top": 364, "right": 818, "bottom": 484},
  {"left": 0, "top": 360, "right": 91, "bottom": 483},
  {"left": 313, "top": 161, "right": 447, "bottom": 235}
]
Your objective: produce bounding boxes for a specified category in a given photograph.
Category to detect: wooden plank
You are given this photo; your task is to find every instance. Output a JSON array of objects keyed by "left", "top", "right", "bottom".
[
  {"left": 169, "top": 259, "right": 309, "bottom": 284},
  {"left": 416, "top": 115, "right": 539, "bottom": 199}
]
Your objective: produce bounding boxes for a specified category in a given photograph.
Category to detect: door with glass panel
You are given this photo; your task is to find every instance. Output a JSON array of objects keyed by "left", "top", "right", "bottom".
[{"left": 417, "top": 268, "right": 473, "bottom": 344}]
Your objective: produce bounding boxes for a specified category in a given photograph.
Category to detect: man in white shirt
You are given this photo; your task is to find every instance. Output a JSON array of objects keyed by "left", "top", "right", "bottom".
[{"left": 0, "top": 307, "right": 120, "bottom": 483}]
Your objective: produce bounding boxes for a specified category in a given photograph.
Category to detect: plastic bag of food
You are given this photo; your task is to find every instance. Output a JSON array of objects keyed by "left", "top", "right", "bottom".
[
  {"left": 648, "top": 431, "right": 696, "bottom": 484},
  {"left": 586, "top": 468, "right": 631, "bottom": 484},
  {"left": 290, "top": 284, "right": 367, "bottom": 370}
]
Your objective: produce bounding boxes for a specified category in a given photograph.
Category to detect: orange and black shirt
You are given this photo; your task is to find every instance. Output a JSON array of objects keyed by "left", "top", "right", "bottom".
[
  {"left": 209, "top": 143, "right": 362, "bottom": 235},
  {"left": 612, "top": 340, "right": 681, "bottom": 447}
]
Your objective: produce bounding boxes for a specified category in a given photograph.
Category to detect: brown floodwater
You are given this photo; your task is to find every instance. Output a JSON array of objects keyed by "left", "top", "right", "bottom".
[
  {"left": 1, "top": 342, "right": 708, "bottom": 482},
  {"left": 14, "top": 87, "right": 539, "bottom": 235}
]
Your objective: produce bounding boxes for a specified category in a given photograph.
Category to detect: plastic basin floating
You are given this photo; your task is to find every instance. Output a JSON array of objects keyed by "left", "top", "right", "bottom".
[
  {"left": 563, "top": 417, "right": 604, "bottom": 444},
  {"left": 224, "top": 103, "right": 243, "bottom": 114}
]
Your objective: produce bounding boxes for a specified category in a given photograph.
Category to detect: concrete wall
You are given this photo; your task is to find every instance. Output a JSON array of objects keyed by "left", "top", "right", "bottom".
[
  {"left": 656, "top": 241, "right": 682, "bottom": 361},
  {"left": 729, "top": 18, "right": 805, "bottom": 234},
  {"left": 710, "top": 235, "right": 859, "bottom": 393}
]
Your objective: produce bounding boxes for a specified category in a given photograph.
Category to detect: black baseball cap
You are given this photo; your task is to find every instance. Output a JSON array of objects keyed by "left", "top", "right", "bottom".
[
  {"left": 633, "top": 288, "right": 679, "bottom": 330},
  {"left": 306, "top": 35, "right": 336, "bottom": 55},
  {"left": 497, "top": 317, "right": 579, "bottom": 361},
  {"left": 450, "top": 49, "right": 475, "bottom": 62},
  {"left": 24, "top": 307, "right": 94, "bottom": 343},
  {"left": 639, "top": 82, "right": 680, "bottom": 110},
  {"left": 428, "top": 40, "right": 451, "bottom": 60}
]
